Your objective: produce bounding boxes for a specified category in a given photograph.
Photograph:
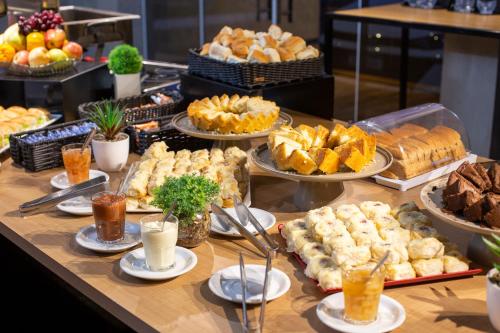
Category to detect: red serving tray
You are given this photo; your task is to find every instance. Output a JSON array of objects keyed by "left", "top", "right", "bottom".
[{"left": 277, "top": 224, "right": 482, "bottom": 294}]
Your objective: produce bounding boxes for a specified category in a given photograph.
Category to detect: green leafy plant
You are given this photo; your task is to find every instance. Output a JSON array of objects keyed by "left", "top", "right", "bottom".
[
  {"left": 152, "top": 174, "right": 220, "bottom": 226},
  {"left": 88, "top": 101, "right": 125, "bottom": 141},
  {"left": 483, "top": 234, "right": 500, "bottom": 285},
  {"left": 108, "top": 44, "right": 143, "bottom": 75}
]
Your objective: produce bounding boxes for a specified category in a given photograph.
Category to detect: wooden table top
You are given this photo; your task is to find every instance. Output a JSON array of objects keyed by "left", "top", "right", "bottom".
[
  {"left": 0, "top": 111, "right": 495, "bottom": 332},
  {"left": 330, "top": 3, "right": 500, "bottom": 37}
]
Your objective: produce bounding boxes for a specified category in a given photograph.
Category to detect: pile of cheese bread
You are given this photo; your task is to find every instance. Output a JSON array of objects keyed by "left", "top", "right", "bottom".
[
  {"left": 200, "top": 24, "right": 319, "bottom": 64},
  {"left": 375, "top": 123, "right": 467, "bottom": 180},
  {"left": 0, "top": 106, "right": 49, "bottom": 148},
  {"left": 268, "top": 123, "right": 376, "bottom": 175},
  {"left": 126, "top": 142, "right": 248, "bottom": 209},
  {"left": 282, "top": 201, "right": 469, "bottom": 290}
]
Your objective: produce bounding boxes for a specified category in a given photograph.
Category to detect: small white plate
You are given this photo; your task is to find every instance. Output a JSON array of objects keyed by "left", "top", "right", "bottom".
[
  {"left": 51, "top": 169, "right": 109, "bottom": 190},
  {"left": 120, "top": 247, "right": 197, "bottom": 280},
  {"left": 57, "top": 196, "right": 92, "bottom": 215},
  {"left": 75, "top": 222, "right": 141, "bottom": 253},
  {"left": 210, "top": 207, "right": 276, "bottom": 237},
  {"left": 316, "top": 293, "right": 406, "bottom": 333},
  {"left": 208, "top": 264, "right": 290, "bottom": 304}
]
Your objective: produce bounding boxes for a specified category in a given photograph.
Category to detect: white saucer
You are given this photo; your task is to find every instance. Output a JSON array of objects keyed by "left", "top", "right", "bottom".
[
  {"left": 51, "top": 169, "right": 109, "bottom": 190},
  {"left": 57, "top": 196, "right": 92, "bottom": 216},
  {"left": 75, "top": 222, "right": 141, "bottom": 253},
  {"left": 316, "top": 293, "right": 406, "bottom": 333},
  {"left": 120, "top": 247, "right": 197, "bottom": 280},
  {"left": 208, "top": 264, "right": 290, "bottom": 304},
  {"left": 210, "top": 207, "right": 276, "bottom": 237}
]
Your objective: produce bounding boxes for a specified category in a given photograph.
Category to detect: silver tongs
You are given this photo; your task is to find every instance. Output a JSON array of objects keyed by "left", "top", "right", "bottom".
[
  {"left": 240, "top": 252, "right": 272, "bottom": 333},
  {"left": 19, "top": 175, "right": 108, "bottom": 215},
  {"left": 211, "top": 201, "right": 279, "bottom": 258}
]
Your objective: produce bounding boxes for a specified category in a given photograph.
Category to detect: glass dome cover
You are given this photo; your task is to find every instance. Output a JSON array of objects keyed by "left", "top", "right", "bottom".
[{"left": 356, "top": 103, "right": 471, "bottom": 180}]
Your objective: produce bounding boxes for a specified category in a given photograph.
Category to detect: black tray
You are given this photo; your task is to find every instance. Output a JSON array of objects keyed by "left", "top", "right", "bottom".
[
  {"left": 10, "top": 119, "right": 94, "bottom": 172},
  {"left": 187, "top": 48, "right": 324, "bottom": 88},
  {"left": 125, "top": 115, "right": 212, "bottom": 155},
  {"left": 78, "top": 90, "right": 183, "bottom": 124}
]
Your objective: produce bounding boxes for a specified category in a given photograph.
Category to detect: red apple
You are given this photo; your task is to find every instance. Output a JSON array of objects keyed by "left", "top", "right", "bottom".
[
  {"left": 13, "top": 50, "right": 29, "bottom": 65},
  {"left": 44, "top": 28, "right": 66, "bottom": 49},
  {"left": 28, "top": 47, "right": 50, "bottom": 67},
  {"left": 62, "top": 41, "right": 83, "bottom": 60}
]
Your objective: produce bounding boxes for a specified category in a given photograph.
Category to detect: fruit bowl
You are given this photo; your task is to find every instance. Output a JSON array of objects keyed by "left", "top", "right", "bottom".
[{"left": 7, "top": 58, "right": 78, "bottom": 77}]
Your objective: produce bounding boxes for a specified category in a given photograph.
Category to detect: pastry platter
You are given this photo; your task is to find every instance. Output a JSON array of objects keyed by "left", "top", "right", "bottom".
[
  {"left": 172, "top": 110, "right": 293, "bottom": 150},
  {"left": 420, "top": 177, "right": 500, "bottom": 236},
  {"left": 251, "top": 144, "right": 393, "bottom": 210}
]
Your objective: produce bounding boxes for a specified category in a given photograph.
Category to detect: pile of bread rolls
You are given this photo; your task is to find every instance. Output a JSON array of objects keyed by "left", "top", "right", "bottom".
[{"left": 199, "top": 24, "right": 320, "bottom": 64}]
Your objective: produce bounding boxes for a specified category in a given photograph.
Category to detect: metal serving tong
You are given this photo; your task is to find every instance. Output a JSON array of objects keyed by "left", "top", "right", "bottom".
[
  {"left": 240, "top": 252, "right": 272, "bottom": 333},
  {"left": 211, "top": 200, "right": 279, "bottom": 258},
  {"left": 19, "top": 175, "right": 108, "bottom": 215}
]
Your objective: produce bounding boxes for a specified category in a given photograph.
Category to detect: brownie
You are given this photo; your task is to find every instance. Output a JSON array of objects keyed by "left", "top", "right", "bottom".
[
  {"left": 458, "top": 162, "right": 488, "bottom": 192},
  {"left": 443, "top": 171, "right": 480, "bottom": 198},
  {"left": 488, "top": 163, "right": 500, "bottom": 194},
  {"left": 473, "top": 163, "right": 492, "bottom": 191},
  {"left": 484, "top": 205, "right": 500, "bottom": 228},
  {"left": 444, "top": 190, "right": 482, "bottom": 212},
  {"left": 463, "top": 196, "right": 485, "bottom": 222}
]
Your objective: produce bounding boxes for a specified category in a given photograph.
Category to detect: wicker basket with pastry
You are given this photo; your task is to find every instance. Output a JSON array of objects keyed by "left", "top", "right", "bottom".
[
  {"left": 267, "top": 123, "right": 377, "bottom": 175},
  {"left": 187, "top": 94, "right": 280, "bottom": 134},
  {"left": 199, "top": 24, "right": 319, "bottom": 64}
]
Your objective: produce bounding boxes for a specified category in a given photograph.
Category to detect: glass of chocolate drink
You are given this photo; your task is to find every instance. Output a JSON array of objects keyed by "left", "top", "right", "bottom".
[{"left": 91, "top": 191, "right": 126, "bottom": 243}]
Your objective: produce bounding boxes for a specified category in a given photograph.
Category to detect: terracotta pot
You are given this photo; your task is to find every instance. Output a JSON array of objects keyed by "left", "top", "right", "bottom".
[
  {"left": 91, "top": 133, "right": 129, "bottom": 172},
  {"left": 177, "top": 209, "right": 211, "bottom": 248},
  {"left": 487, "top": 268, "right": 500, "bottom": 331}
]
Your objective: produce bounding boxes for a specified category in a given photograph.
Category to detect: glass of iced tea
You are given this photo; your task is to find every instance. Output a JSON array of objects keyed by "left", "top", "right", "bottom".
[
  {"left": 91, "top": 191, "right": 126, "bottom": 243},
  {"left": 61, "top": 143, "right": 91, "bottom": 185},
  {"left": 342, "top": 265, "right": 385, "bottom": 324}
]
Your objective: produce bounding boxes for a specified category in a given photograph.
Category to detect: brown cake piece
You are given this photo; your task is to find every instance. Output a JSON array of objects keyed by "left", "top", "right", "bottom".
[
  {"left": 483, "top": 193, "right": 500, "bottom": 228},
  {"left": 443, "top": 171, "right": 480, "bottom": 198},
  {"left": 444, "top": 190, "right": 482, "bottom": 212},
  {"left": 488, "top": 163, "right": 500, "bottom": 194},
  {"left": 463, "top": 196, "right": 485, "bottom": 222},
  {"left": 457, "top": 162, "right": 487, "bottom": 192},
  {"left": 473, "top": 163, "right": 492, "bottom": 191}
]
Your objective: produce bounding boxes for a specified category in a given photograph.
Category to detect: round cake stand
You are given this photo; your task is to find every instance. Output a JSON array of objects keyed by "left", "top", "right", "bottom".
[
  {"left": 421, "top": 178, "right": 500, "bottom": 266},
  {"left": 251, "top": 144, "right": 393, "bottom": 211},
  {"left": 171, "top": 111, "right": 293, "bottom": 151}
]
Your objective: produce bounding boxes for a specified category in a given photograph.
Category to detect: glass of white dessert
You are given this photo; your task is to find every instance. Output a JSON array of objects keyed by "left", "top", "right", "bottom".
[{"left": 140, "top": 213, "right": 178, "bottom": 271}]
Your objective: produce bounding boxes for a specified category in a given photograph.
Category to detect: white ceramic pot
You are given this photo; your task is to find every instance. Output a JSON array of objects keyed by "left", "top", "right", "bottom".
[
  {"left": 91, "top": 133, "right": 129, "bottom": 172},
  {"left": 114, "top": 72, "right": 141, "bottom": 99},
  {"left": 487, "top": 268, "right": 500, "bottom": 331}
]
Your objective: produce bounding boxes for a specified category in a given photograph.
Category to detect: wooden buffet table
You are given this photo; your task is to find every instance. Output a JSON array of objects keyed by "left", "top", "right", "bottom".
[{"left": 0, "top": 111, "right": 494, "bottom": 332}]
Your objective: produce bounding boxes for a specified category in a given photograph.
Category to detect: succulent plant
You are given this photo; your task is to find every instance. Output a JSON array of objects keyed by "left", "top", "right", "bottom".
[
  {"left": 483, "top": 234, "right": 500, "bottom": 285},
  {"left": 88, "top": 101, "right": 125, "bottom": 141},
  {"left": 108, "top": 44, "right": 143, "bottom": 75}
]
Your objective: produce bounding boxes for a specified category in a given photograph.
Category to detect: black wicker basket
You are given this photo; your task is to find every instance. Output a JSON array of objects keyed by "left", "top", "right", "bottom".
[
  {"left": 125, "top": 115, "right": 212, "bottom": 155},
  {"left": 187, "top": 48, "right": 324, "bottom": 88},
  {"left": 78, "top": 90, "right": 184, "bottom": 123},
  {"left": 10, "top": 119, "right": 94, "bottom": 172}
]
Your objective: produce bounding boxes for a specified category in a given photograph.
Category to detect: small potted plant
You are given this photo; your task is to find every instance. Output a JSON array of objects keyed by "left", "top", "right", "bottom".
[
  {"left": 108, "top": 44, "right": 143, "bottom": 99},
  {"left": 483, "top": 234, "right": 500, "bottom": 331},
  {"left": 89, "top": 101, "right": 129, "bottom": 172},
  {"left": 152, "top": 174, "right": 220, "bottom": 248}
]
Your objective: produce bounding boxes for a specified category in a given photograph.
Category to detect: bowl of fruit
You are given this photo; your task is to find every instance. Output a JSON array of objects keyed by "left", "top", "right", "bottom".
[{"left": 0, "top": 10, "right": 83, "bottom": 77}]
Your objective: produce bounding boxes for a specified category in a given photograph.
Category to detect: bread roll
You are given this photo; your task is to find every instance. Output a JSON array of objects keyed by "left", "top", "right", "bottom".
[
  {"left": 226, "top": 55, "right": 247, "bottom": 63},
  {"left": 247, "top": 48, "right": 269, "bottom": 63},
  {"left": 268, "top": 24, "right": 283, "bottom": 40},
  {"left": 258, "top": 34, "right": 278, "bottom": 49},
  {"left": 263, "top": 48, "right": 281, "bottom": 62},
  {"left": 277, "top": 47, "right": 296, "bottom": 61},
  {"left": 281, "top": 36, "right": 306, "bottom": 54},
  {"left": 279, "top": 31, "right": 293, "bottom": 43},
  {"left": 200, "top": 43, "right": 210, "bottom": 55},
  {"left": 297, "top": 45, "right": 319, "bottom": 60},
  {"left": 208, "top": 42, "right": 232, "bottom": 61}
]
